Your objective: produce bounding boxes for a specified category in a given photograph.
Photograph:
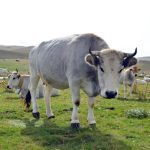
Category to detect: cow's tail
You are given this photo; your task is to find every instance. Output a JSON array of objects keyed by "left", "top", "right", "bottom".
[{"left": 24, "top": 90, "right": 31, "bottom": 112}]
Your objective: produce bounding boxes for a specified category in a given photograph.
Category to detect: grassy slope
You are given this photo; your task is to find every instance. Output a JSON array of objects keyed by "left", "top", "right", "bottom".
[
  {"left": 0, "top": 59, "right": 29, "bottom": 74},
  {"left": 0, "top": 49, "right": 28, "bottom": 59},
  {"left": 0, "top": 45, "right": 33, "bottom": 59},
  {"left": 0, "top": 59, "right": 150, "bottom": 149},
  {"left": 138, "top": 60, "right": 150, "bottom": 74},
  {"left": 138, "top": 57, "right": 150, "bottom": 74}
]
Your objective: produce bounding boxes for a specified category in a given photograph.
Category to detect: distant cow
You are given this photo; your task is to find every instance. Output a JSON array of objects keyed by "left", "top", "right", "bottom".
[
  {"left": 27, "top": 33, "right": 137, "bottom": 128},
  {"left": 0, "top": 68, "right": 9, "bottom": 76},
  {"left": 0, "top": 68, "right": 8, "bottom": 73},
  {"left": 144, "top": 76, "right": 150, "bottom": 82},
  {"left": 0, "top": 77, "right": 8, "bottom": 80},
  {"left": 120, "top": 66, "right": 141, "bottom": 98},
  {"left": 135, "top": 79, "right": 147, "bottom": 84},
  {"left": 7, "top": 71, "right": 60, "bottom": 98}
]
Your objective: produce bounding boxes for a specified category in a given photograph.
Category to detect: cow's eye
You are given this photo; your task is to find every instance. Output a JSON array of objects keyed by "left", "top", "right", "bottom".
[{"left": 100, "top": 67, "right": 104, "bottom": 73}]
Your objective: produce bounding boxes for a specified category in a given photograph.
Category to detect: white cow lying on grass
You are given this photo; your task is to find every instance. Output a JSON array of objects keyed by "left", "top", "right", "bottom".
[
  {"left": 134, "top": 75, "right": 150, "bottom": 85},
  {"left": 7, "top": 71, "right": 60, "bottom": 98},
  {"left": 120, "top": 66, "right": 141, "bottom": 99},
  {"left": 0, "top": 68, "right": 9, "bottom": 75},
  {"left": 0, "top": 77, "right": 8, "bottom": 80},
  {"left": 144, "top": 76, "right": 150, "bottom": 82}
]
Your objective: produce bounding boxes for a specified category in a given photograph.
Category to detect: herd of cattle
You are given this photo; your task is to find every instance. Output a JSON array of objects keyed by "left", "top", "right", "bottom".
[
  {"left": 0, "top": 33, "right": 150, "bottom": 128},
  {"left": 4, "top": 66, "right": 149, "bottom": 100}
]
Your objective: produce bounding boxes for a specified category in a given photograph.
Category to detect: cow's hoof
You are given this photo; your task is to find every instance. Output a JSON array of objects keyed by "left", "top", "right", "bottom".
[
  {"left": 89, "top": 123, "right": 96, "bottom": 128},
  {"left": 48, "top": 115, "right": 55, "bottom": 119},
  {"left": 71, "top": 123, "right": 80, "bottom": 129},
  {"left": 32, "top": 112, "right": 40, "bottom": 119}
]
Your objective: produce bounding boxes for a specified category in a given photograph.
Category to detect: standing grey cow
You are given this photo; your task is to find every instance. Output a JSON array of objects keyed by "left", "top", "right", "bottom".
[{"left": 26, "top": 33, "right": 137, "bottom": 128}]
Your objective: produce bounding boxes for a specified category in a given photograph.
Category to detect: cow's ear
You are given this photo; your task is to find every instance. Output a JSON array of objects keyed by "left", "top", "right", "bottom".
[
  {"left": 128, "top": 57, "right": 137, "bottom": 67},
  {"left": 8, "top": 74, "right": 11, "bottom": 78},
  {"left": 123, "top": 57, "right": 137, "bottom": 68},
  {"left": 85, "top": 54, "right": 100, "bottom": 68},
  {"left": 17, "top": 74, "right": 21, "bottom": 79},
  {"left": 123, "top": 48, "right": 137, "bottom": 68}
]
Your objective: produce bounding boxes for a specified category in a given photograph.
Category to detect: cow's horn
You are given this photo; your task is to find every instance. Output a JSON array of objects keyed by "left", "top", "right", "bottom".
[
  {"left": 16, "top": 68, "right": 18, "bottom": 73},
  {"left": 124, "top": 47, "right": 137, "bottom": 58}
]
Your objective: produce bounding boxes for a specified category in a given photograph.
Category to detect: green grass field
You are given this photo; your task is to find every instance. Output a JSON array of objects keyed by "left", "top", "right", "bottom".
[
  {"left": 0, "top": 59, "right": 29, "bottom": 74},
  {"left": 0, "top": 59, "right": 150, "bottom": 150}
]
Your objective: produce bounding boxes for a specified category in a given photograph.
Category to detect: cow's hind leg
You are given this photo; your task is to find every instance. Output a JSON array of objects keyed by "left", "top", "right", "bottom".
[
  {"left": 123, "top": 82, "right": 127, "bottom": 99},
  {"left": 69, "top": 81, "right": 80, "bottom": 129},
  {"left": 30, "top": 75, "right": 40, "bottom": 119},
  {"left": 44, "top": 85, "right": 54, "bottom": 118}
]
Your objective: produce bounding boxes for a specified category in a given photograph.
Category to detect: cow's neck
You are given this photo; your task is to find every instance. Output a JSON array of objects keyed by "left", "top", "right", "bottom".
[{"left": 18, "top": 76, "right": 23, "bottom": 89}]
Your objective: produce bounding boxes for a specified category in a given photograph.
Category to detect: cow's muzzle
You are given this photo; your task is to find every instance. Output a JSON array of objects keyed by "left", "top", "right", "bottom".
[{"left": 105, "top": 91, "right": 117, "bottom": 99}]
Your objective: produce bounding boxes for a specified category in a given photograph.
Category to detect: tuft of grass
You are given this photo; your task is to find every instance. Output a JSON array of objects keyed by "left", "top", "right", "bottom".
[{"left": 126, "top": 108, "right": 149, "bottom": 119}]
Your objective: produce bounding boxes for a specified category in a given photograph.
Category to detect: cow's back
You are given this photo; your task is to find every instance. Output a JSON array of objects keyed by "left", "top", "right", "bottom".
[{"left": 29, "top": 34, "right": 109, "bottom": 89}]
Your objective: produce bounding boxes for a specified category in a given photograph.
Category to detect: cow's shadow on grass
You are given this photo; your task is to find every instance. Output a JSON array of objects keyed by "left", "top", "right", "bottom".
[{"left": 21, "top": 118, "right": 132, "bottom": 150}]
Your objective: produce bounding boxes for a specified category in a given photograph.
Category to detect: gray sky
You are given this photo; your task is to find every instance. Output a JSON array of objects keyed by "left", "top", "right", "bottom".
[{"left": 0, "top": 0, "right": 149, "bottom": 57}]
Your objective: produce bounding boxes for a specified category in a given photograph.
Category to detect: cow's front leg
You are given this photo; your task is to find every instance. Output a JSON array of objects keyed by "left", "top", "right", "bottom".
[
  {"left": 69, "top": 82, "right": 80, "bottom": 129},
  {"left": 71, "top": 101, "right": 80, "bottom": 129},
  {"left": 44, "top": 85, "right": 54, "bottom": 118},
  {"left": 130, "top": 83, "right": 134, "bottom": 97},
  {"left": 87, "top": 97, "right": 96, "bottom": 125}
]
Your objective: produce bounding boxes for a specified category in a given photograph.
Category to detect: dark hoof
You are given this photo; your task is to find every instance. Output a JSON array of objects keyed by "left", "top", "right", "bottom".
[
  {"left": 71, "top": 123, "right": 80, "bottom": 129},
  {"left": 89, "top": 123, "right": 96, "bottom": 129},
  {"left": 32, "top": 112, "right": 40, "bottom": 119},
  {"left": 48, "top": 115, "right": 55, "bottom": 119}
]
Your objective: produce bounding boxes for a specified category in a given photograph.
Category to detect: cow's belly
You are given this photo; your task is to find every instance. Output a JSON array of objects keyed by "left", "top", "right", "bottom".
[
  {"left": 47, "top": 80, "right": 69, "bottom": 89},
  {"left": 41, "top": 74, "right": 69, "bottom": 89},
  {"left": 125, "top": 80, "right": 133, "bottom": 86}
]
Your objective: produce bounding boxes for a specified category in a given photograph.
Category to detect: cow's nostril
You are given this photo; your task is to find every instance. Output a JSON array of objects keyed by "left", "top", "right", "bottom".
[
  {"left": 105, "top": 91, "right": 117, "bottom": 99},
  {"left": 7, "top": 85, "right": 9, "bottom": 88}
]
